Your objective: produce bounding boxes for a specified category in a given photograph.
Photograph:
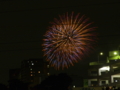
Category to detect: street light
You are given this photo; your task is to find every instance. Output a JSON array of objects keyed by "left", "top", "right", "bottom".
[
  {"left": 98, "top": 52, "right": 103, "bottom": 62},
  {"left": 100, "top": 52, "right": 103, "bottom": 55}
]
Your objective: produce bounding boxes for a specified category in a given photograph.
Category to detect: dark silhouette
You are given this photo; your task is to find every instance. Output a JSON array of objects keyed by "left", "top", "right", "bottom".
[
  {"left": 8, "top": 79, "right": 29, "bottom": 90},
  {"left": 0, "top": 83, "right": 8, "bottom": 90},
  {"left": 32, "top": 73, "right": 73, "bottom": 90}
]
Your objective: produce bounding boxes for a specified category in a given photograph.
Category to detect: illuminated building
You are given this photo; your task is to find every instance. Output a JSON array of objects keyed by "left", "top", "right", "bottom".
[
  {"left": 87, "top": 50, "right": 120, "bottom": 87},
  {"left": 21, "top": 58, "right": 50, "bottom": 86}
]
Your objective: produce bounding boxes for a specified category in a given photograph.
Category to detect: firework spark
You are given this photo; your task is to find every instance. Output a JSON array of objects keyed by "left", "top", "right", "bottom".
[{"left": 43, "top": 12, "right": 97, "bottom": 69}]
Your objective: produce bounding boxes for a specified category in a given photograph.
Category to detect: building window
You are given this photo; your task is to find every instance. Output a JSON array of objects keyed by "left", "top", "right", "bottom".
[
  {"left": 32, "top": 63, "right": 34, "bottom": 65},
  {"left": 47, "top": 65, "right": 49, "bottom": 68},
  {"left": 30, "top": 74, "right": 33, "bottom": 76},
  {"left": 91, "top": 81, "right": 97, "bottom": 86},
  {"left": 115, "top": 80, "right": 118, "bottom": 82},
  {"left": 47, "top": 73, "right": 50, "bottom": 75},
  {"left": 38, "top": 71, "right": 40, "bottom": 73},
  {"left": 28, "top": 61, "right": 29, "bottom": 63},
  {"left": 90, "top": 71, "right": 97, "bottom": 76},
  {"left": 30, "top": 71, "right": 33, "bottom": 73},
  {"left": 30, "top": 68, "right": 32, "bottom": 70},
  {"left": 73, "top": 85, "right": 75, "bottom": 88}
]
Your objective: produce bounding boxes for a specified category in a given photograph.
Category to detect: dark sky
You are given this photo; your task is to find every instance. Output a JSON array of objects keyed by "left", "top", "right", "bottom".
[{"left": 0, "top": 0, "right": 120, "bottom": 85}]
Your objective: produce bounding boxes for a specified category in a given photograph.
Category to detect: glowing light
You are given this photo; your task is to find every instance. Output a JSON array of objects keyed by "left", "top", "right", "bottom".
[
  {"left": 30, "top": 74, "right": 33, "bottom": 76},
  {"left": 32, "top": 63, "right": 34, "bottom": 65},
  {"left": 99, "top": 66, "right": 110, "bottom": 71},
  {"left": 113, "top": 66, "right": 118, "bottom": 69},
  {"left": 43, "top": 12, "right": 97, "bottom": 69},
  {"left": 114, "top": 52, "right": 117, "bottom": 55},
  {"left": 47, "top": 73, "right": 50, "bottom": 75},
  {"left": 115, "top": 80, "right": 118, "bottom": 82},
  {"left": 47, "top": 65, "right": 49, "bottom": 68},
  {"left": 38, "top": 71, "right": 40, "bottom": 73},
  {"left": 100, "top": 52, "right": 103, "bottom": 55},
  {"left": 73, "top": 85, "right": 75, "bottom": 88}
]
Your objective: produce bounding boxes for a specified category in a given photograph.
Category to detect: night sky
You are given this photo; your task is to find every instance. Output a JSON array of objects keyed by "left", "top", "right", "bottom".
[{"left": 0, "top": 0, "right": 120, "bottom": 85}]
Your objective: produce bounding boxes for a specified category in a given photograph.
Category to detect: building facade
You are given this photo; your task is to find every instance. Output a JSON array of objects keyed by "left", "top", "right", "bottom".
[
  {"left": 87, "top": 50, "right": 120, "bottom": 87},
  {"left": 21, "top": 58, "right": 50, "bottom": 86}
]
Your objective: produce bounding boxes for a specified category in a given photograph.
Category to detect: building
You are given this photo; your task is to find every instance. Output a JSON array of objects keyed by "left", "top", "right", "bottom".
[
  {"left": 87, "top": 50, "right": 120, "bottom": 87},
  {"left": 21, "top": 58, "right": 50, "bottom": 86}
]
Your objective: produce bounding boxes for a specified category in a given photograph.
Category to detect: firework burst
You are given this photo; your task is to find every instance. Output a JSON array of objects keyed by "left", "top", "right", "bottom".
[{"left": 42, "top": 12, "right": 97, "bottom": 69}]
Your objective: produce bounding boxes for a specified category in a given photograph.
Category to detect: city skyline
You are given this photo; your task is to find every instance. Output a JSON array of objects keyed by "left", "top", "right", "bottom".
[{"left": 0, "top": 0, "right": 120, "bottom": 85}]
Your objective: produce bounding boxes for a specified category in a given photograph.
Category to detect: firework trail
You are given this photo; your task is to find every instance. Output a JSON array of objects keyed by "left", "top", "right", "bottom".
[{"left": 43, "top": 12, "right": 97, "bottom": 69}]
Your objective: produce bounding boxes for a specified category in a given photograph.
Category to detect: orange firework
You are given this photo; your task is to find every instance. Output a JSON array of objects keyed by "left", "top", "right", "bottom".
[{"left": 43, "top": 12, "right": 97, "bottom": 69}]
